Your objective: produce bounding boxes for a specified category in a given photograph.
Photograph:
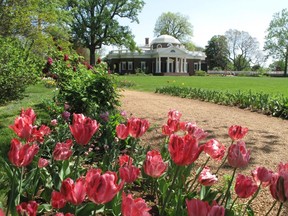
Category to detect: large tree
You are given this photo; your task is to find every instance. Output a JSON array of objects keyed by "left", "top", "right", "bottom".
[
  {"left": 205, "top": 35, "right": 230, "bottom": 70},
  {"left": 153, "top": 12, "right": 193, "bottom": 45},
  {"left": 225, "top": 29, "right": 263, "bottom": 71},
  {"left": 264, "top": 8, "right": 288, "bottom": 76},
  {"left": 67, "top": 0, "right": 144, "bottom": 65}
]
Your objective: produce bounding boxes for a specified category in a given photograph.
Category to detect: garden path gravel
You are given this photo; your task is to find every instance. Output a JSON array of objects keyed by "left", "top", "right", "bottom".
[{"left": 119, "top": 89, "right": 288, "bottom": 216}]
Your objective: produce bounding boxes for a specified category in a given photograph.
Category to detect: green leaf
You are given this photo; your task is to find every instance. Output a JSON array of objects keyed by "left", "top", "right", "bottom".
[
  {"left": 76, "top": 202, "right": 99, "bottom": 215},
  {"left": 59, "top": 160, "right": 71, "bottom": 181}
]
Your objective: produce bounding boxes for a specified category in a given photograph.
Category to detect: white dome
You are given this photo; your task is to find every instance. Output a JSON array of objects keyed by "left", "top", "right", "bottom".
[{"left": 151, "top": 35, "right": 181, "bottom": 45}]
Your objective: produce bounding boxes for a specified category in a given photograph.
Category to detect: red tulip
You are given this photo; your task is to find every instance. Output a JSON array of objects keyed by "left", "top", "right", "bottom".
[
  {"left": 162, "top": 124, "right": 173, "bottom": 136},
  {"left": 121, "top": 192, "right": 151, "bottom": 216},
  {"left": 16, "top": 201, "right": 38, "bottom": 216},
  {"left": 186, "top": 198, "right": 210, "bottom": 216},
  {"left": 8, "top": 138, "right": 39, "bottom": 167},
  {"left": 183, "top": 122, "right": 197, "bottom": 134},
  {"left": 127, "top": 117, "right": 149, "bottom": 138},
  {"left": 198, "top": 166, "right": 218, "bottom": 186},
  {"left": 116, "top": 124, "right": 129, "bottom": 140},
  {"left": 30, "top": 125, "right": 51, "bottom": 143},
  {"left": 60, "top": 177, "right": 86, "bottom": 205},
  {"left": 227, "top": 140, "right": 250, "bottom": 168},
  {"left": 251, "top": 166, "right": 273, "bottom": 187},
  {"left": 55, "top": 213, "right": 74, "bottom": 216},
  {"left": 38, "top": 158, "right": 49, "bottom": 168},
  {"left": 168, "top": 109, "right": 182, "bottom": 121},
  {"left": 86, "top": 168, "right": 124, "bottom": 204},
  {"left": 51, "top": 191, "right": 67, "bottom": 209},
  {"left": 64, "top": 54, "right": 69, "bottom": 61},
  {"left": 168, "top": 134, "right": 204, "bottom": 166},
  {"left": 9, "top": 116, "right": 33, "bottom": 140},
  {"left": 228, "top": 125, "right": 248, "bottom": 141},
  {"left": 20, "top": 108, "right": 36, "bottom": 124},
  {"left": 209, "top": 203, "right": 225, "bottom": 216},
  {"left": 47, "top": 57, "right": 53, "bottom": 65},
  {"left": 69, "top": 113, "right": 99, "bottom": 145},
  {"left": 0, "top": 208, "right": 4, "bottom": 216},
  {"left": 119, "top": 154, "right": 133, "bottom": 167},
  {"left": 119, "top": 165, "right": 140, "bottom": 183},
  {"left": 53, "top": 139, "right": 73, "bottom": 161},
  {"left": 235, "top": 174, "right": 258, "bottom": 198},
  {"left": 143, "top": 150, "right": 167, "bottom": 178},
  {"left": 269, "top": 162, "right": 288, "bottom": 202},
  {"left": 192, "top": 127, "right": 208, "bottom": 140},
  {"left": 204, "top": 139, "right": 226, "bottom": 161}
]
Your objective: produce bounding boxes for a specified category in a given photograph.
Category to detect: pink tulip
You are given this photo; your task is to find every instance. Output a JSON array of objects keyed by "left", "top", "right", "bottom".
[
  {"left": 0, "top": 208, "right": 4, "bottom": 216},
  {"left": 227, "top": 140, "right": 250, "bottom": 168},
  {"left": 60, "top": 177, "right": 86, "bottom": 205},
  {"left": 251, "top": 166, "right": 273, "bottom": 187},
  {"left": 119, "top": 165, "right": 140, "bottom": 183},
  {"left": 121, "top": 193, "right": 151, "bottom": 216},
  {"left": 51, "top": 119, "right": 58, "bottom": 126},
  {"left": 38, "top": 158, "right": 49, "bottom": 168},
  {"left": 8, "top": 138, "right": 39, "bottom": 167},
  {"left": 168, "top": 134, "right": 204, "bottom": 166},
  {"left": 143, "top": 150, "right": 167, "bottom": 178},
  {"left": 209, "top": 202, "right": 225, "bottom": 216},
  {"left": 53, "top": 139, "right": 73, "bottom": 161},
  {"left": 228, "top": 125, "right": 248, "bottom": 141},
  {"left": 55, "top": 213, "right": 74, "bottom": 216},
  {"left": 86, "top": 168, "right": 124, "bottom": 204},
  {"left": 269, "top": 162, "right": 288, "bottom": 202},
  {"left": 235, "top": 174, "right": 258, "bottom": 198},
  {"left": 116, "top": 124, "right": 129, "bottom": 140},
  {"left": 119, "top": 154, "right": 133, "bottom": 166},
  {"left": 204, "top": 139, "right": 226, "bottom": 161},
  {"left": 69, "top": 113, "right": 99, "bottom": 145},
  {"left": 186, "top": 198, "right": 210, "bottom": 216},
  {"left": 127, "top": 117, "right": 149, "bottom": 138},
  {"left": 198, "top": 166, "right": 218, "bottom": 186},
  {"left": 168, "top": 109, "right": 182, "bottom": 121},
  {"left": 51, "top": 191, "right": 67, "bottom": 209},
  {"left": 16, "top": 201, "right": 38, "bottom": 216}
]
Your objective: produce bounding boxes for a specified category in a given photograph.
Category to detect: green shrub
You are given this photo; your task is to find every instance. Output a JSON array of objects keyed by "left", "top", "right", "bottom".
[
  {"left": 195, "top": 70, "right": 207, "bottom": 76},
  {"left": 0, "top": 37, "right": 40, "bottom": 105}
]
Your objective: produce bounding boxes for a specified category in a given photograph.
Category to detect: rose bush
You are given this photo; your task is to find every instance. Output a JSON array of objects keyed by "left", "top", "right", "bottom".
[{"left": 1, "top": 107, "right": 287, "bottom": 216}]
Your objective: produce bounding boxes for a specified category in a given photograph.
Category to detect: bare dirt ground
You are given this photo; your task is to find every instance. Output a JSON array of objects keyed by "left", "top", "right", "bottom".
[{"left": 119, "top": 89, "right": 288, "bottom": 216}]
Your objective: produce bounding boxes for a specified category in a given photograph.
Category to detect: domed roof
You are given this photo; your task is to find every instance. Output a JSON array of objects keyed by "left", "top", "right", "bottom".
[{"left": 151, "top": 35, "right": 181, "bottom": 45}]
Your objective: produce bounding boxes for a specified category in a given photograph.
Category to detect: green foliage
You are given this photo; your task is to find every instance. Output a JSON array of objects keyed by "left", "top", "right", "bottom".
[
  {"left": 155, "top": 86, "right": 288, "bottom": 119},
  {"left": 195, "top": 70, "right": 207, "bottom": 76},
  {"left": 0, "top": 37, "right": 40, "bottom": 105}
]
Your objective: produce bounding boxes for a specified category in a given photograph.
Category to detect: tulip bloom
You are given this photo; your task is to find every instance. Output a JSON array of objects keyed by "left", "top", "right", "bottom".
[
  {"left": 38, "top": 158, "right": 49, "bottom": 168},
  {"left": 53, "top": 139, "right": 73, "bottom": 161},
  {"left": 8, "top": 138, "right": 39, "bottom": 167},
  {"left": 127, "top": 117, "right": 149, "bottom": 138},
  {"left": 116, "top": 124, "right": 129, "bottom": 140},
  {"left": 251, "top": 166, "right": 273, "bottom": 187},
  {"left": 0, "top": 208, "right": 4, "bottom": 216},
  {"left": 119, "top": 154, "right": 133, "bottom": 166},
  {"left": 186, "top": 198, "right": 210, "bottom": 216},
  {"left": 204, "top": 139, "right": 226, "bottom": 161},
  {"left": 228, "top": 125, "right": 248, "bottom": 141},
  {"left": 16, "top": 201, "right": 38, "bottom": 216},
  {"left": 60, "top": 177, "right": 86, "bottom": 205},
  {"left": 55, "top": 213, "right": 74, "bottom": 216},
  {"left": 227, "top": 140, "right": 250, "bottom": 168},
  {"left": 235, "top": 174, "right": 258, "bottom": 198},
  {"left": 50, "top": 119, "right": 58, "bottom": 126},
  {"left": 269, "top": 162, "right": 288, "bottom": 202},
  {"left": 167, "top": 109, "right": 182, "bottom": 121},
  {"left": 143, "top": 150, "right": 167, "bottom": 178},
  {"left": 69, "top": 113, "right": 99, "bottom": 145},
  {"left": 198, "top": 166, "right": 218, "bottom": 186},
  {"left": 121, "top": 193, "right": 151, "bottom": 216},
  {"left": 119, "top": 165, "right": 140, "bottom": 184},
  {"left": 20, "top": 108, "right": 37, "bottom": 124},
  {"left": 30, "top": 125, "right": 51, "bottom": 143},
  {"left": 10, "top": 116, "right": 33, "bottom": 140},
  {"left": 168, "top": 134, "right": 204, "bottom": 166},
  {"left": 51, "top": 191, "right": 67, "bottom": 209},
  {"left": 86, "top": 168, "right": 124, "bottom": 204}
]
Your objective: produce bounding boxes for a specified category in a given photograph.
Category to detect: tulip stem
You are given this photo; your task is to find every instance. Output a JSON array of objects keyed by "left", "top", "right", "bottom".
[
  {"left": 242, "top": 183, "right": 262, "bottom": 216},
  {"left": 221, "top": 167, "right": 237, "bottom": 207},
  {"left": 6, "top": 167, "right": 16, "bottom": 216},
  {"left": 276, "top": 202, "right": 283, "bottom": 216},
  {"left": 215, "top": 140, "right": 234, "bottom": 175},
  {"left": 160, "top": 165, "right": 181, "bottom": 216},
  {"left": 17, "top": 167, "right": 24, "bottom": 204},
  {"left": 229, "top": 196, "right": 238, "bottom": 211},
  {"left": 264, "top": 200, "right": 277, "bottom": 216}
]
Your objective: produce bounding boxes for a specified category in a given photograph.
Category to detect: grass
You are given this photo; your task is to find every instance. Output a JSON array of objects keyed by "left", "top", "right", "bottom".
[
  {"left": 115, "top": 75, "right": 288, "bottom": 97},
  {"left": 0, "top": 82, "right": 56, "bottom": 150}
]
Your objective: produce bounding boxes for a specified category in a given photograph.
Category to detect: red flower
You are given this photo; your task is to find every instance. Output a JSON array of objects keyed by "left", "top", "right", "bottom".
[
  {"left": 198, "top": 166, "right": 218, "bottom": 186},
  {"left": 269, "top": 162, "right": 288, "bottom": 202},
  {"left": 162, "top": 124, "right": 173, "bottom": 136},
  {"left": 47, "top": 57, "right": 53, "bottom": 65},
  {"left": 116, "top": 124, "right": 129, "bottom": 140},
  {"left": 186, "top": 198, "right": 210, "bottom": 216},
  {"left": 53, "top": 139, "right": 73, "bottom": 161},
  {"left": 0, "top": 208, "right": 4, "bottom": 216},
  {"left": 251, "top": 166, "right": 273, "bottom": 187},
  {"left": 119, "top": 154, "right": 133, "bottom": 166},
  {"left": 227, "top": 140, "right": 250, "bottom": 168},
  {"left": 191, "top": 127, "right": 208, "bottom": 140},
  {"left": 16, "top": 201, "right": 38, "bottom": 216},
  {"left": 20, "top": 108, "right": 36, "bottom": 124},
  {"left": 38, "top": 158, "right": 49, "bottom": 168},
  {"left": 97, "top": 57, "right": 101, "bottom": 64},
  {"left": 50, "top": 119, "right": 58, "bottom": 126},
  {"left": 204, "top": 139, "right": 226, "bottom": 161},
  {"left": 60, "top": 177, "right": 86, "bottom": 205},
  {"left": 235, "top": 174, "right": 258, "bottom": 198},
  {"left": 86, "top": 168, "right": 124, "bottom": 204},
  {"left": 168, "top": 109, "right": 182, "bottom": 121},
  {"left": 228, "top": 125, "right": 248, "bottom": 141},
  {"left": 119, "top": 165, "right": 140, "bottom": 184},
  {"left": 8, "top": 138, "right": 39, "bottom": 167},
  {"left": 51, "top": 191, "right": 67, "bottom": 209},
  {"left": 30, "top": 125, "right": 51, "bottom": 143},
  {"left": 209, "top": 203, "right": 225, "bottom": 216},
  {"left": 121, "top": 192, "right": 151, "bottom": 216},
  {"left": 69, "top": 113, "right": 99, "bottom": 145},
  {"left": 143, "top": 150, "right": 167, "bottom": 178},
  {"left": 168, "top": 134, "right": 204, "bottom": 166},
  {"left": 64, "top": 54, "right": 69, "bottom": 61},
  {"left": 55, "top": 213, "right": 74, "bottom": 216},
  {"left": 9, "top": 116, "right": 33, "bottom": 140},
  {"left": 127, "top": 117, "right": 149, "bottom": 138}
]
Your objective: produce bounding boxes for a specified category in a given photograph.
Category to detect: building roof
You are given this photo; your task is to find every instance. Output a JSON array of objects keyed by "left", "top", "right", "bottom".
[{"left": 150, "top": 35, "right": 181, "bottom": 45}]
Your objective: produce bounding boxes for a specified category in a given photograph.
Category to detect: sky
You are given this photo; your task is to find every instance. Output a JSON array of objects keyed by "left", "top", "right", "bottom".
[{"left": 116, "top": 0, "right": 287, "bottom": 50}]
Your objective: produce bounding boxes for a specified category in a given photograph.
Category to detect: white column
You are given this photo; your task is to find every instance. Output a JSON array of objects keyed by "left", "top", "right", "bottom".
[
  {"left": 199, "top": 61, "right": 202, "bottom": 70},
  {"left": 180, "top": 58, "right": 183, "bottom": 73},
  {"left": 176, "top": 58, "right": 179, "bottom": 72},
  {"left": 167, "top": 57, "right": 170, "bottom": 73},
  {"left": 156, "top": 58, "right": 158, "bottom": 72},
  {"left": 184, "top": 58, "right": 187, "bottom": 73},
  {"left": 159, "top": 56, "right": 161, "bottom": 73},
  {"left": 119, "top": 63, "right": 121, "bottom": 73}
]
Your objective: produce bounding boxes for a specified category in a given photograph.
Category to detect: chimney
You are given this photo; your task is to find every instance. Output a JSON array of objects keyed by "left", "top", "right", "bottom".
[{"left": 145, "top": 37, "right": 149, "bottom": 46}]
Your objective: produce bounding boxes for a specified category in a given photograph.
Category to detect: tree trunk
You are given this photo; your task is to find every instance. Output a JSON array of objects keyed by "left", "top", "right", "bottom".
[
  {"left": 89, "top": 45, "right": 96, "bottom": 66},
  {"left": 284, "top": 47, "right": 288, "bottom": 77}
]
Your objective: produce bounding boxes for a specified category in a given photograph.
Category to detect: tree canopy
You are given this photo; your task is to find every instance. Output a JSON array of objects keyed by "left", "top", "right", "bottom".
[
  {"left": 68, "top": 0, "right": 145, "bottom": 65},
  {"left": 264, "top": 8, "right": 288, "bottom": 76},
  {"left": 153, "top": 12, "right": 193, "bottom": 45}
]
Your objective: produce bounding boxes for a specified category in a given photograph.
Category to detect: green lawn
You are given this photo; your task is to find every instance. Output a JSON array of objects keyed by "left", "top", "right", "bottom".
[{"left": 116, "top": 75, "right": 288, "bottom": 97}]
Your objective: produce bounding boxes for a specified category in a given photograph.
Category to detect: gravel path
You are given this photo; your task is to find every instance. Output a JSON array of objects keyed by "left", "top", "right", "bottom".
[{"left": 119, "top": 89, "right": 288, "bottom": 215}]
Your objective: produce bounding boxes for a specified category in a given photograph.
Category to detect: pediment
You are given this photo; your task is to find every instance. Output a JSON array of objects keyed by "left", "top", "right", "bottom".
[{"left": 156, "top": 46, "right": 187, "bottom": 56}]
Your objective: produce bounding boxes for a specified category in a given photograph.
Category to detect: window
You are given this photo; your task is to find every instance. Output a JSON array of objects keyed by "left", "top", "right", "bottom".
[
  {"left": 141, "top": 61, "right": 146, "bottom": 71},
  {"left": 157, "top": 44, "right": 162, "bottom": 48},
  {"left": 122, "top": 62, "right": 126, "bottom": 70},
  {"left": 128, "top": 62, "right": 133, "bottom": 70},
  {"left": 170, "top": 50, "right": 176, "bottom": 53},
  {"left": 194, "top": 63, "right": 198, "bottom": 71}
]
